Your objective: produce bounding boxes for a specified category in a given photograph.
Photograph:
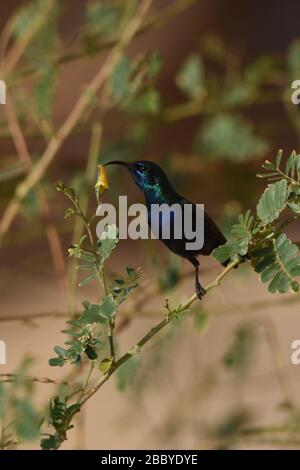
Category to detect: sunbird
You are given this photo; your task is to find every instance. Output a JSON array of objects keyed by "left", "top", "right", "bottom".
[{"left": 105, "top": 160, "right": 228, "bottom": 299}]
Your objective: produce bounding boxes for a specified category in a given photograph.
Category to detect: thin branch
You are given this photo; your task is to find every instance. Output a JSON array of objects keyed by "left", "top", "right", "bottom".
[
  {"left": 3, "top": 95, "right": 31, "bottom": 167},
  {"left": 211, "top": 292, "right": 300, "bottom": 317},
  {"left": 68, "top": 122, "right": 103, "bottom": 312},
  {"left": 0, "top": 311, "right": 77, "bottom": 323},
  {"left": 0, "top": 160, "right": 28, "bottom": 182},
  {"left": 0, "top": 374, "right": 69, "bottom": 386}
]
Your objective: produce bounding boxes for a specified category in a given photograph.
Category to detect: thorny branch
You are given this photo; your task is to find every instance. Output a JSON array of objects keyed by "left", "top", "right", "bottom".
[{"left": 0, "top": 374, "right": 70, "bottom": 386}]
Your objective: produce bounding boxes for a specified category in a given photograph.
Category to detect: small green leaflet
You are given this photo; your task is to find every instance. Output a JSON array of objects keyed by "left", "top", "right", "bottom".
[
  {"left": 285, "top": 151, "right": 300, "bottom": 181},
  {"left": 112, "top": 266, "right": 142, "bottom": 305},
  {"left": 259, "top": 151, "right": 300, "bottom": 184},
  {"left": 256, "top": 179, "right": 288, "bottom": 224},
  {"left": 288, "top": 186, "right": 300, "bottom": 213},
  {"left": 212, "top": 210, "right": 254, "bottom": 263},
  {"left": 212, "top": 243, "right": 237, "bottom": 264},
  {"left": 252, "top": 234, "right": 300, "bottom": 293},
  {"left": 97, "top": 224, "right": 119, "bottom": 260},
  {"left": 80, "top": 295, "right": 116, "bottom": 324}
]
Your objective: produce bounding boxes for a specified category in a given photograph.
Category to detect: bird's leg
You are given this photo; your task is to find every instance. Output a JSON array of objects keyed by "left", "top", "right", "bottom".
[{"left": 189, "top": 257, "right": 206, "bottom": 300}]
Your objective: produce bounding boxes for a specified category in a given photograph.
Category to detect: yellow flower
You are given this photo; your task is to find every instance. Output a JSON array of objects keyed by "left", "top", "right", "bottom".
[{"left": 95, "top": 164, "right": 109, "bottom": 200}]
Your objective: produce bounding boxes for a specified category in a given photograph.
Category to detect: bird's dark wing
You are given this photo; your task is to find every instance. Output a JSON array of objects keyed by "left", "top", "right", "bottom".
[
  {"left": 202, "top": 210, "right": 226, "bottom": 254},
  {"left": 180, "top": 198, "right": 226, "bottom": 256},
  {"left": 146, "top": 195, "right": 226, "bottom": 259}
]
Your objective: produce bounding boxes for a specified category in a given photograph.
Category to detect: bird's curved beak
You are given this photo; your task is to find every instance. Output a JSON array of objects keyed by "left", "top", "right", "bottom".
[
  {"left": 105, "top": 160, "right": 138, "bottom": 186},
  {"left": 105, "top": 160, "right": 133, "bottom": 170}
]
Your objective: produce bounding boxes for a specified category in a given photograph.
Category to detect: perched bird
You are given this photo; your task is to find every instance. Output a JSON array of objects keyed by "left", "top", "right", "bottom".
[{"left": 105, "top": 160, "right": 228, "bottom": 299}]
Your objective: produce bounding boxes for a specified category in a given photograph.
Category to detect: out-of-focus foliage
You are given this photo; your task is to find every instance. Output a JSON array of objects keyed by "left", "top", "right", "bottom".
[
  {"left": 288, "top": 40, "right": 300, "bottom": 78},
  {"left": 176, "top": 54, "right": 204, "bottom": 99},
  {"left": 0, "top": 358, "right": 41, "bottom": 449},
  {"left": 116, "top": 356, "right": 140, "bottom": 392},
  {"left": 85, "top": 1, "right": 125, "bottom": 38},
  {"left": 223, "top": 324, "right": 255, "bottom": 379},
  {"left": 11, "top": 0, "right": 60, "bottom": 123},
  {"left": 195, "top": 114, "right": 268, "bottom": 161}
]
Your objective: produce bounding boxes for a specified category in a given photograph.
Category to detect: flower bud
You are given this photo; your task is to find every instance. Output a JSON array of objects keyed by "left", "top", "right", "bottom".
[{"left": 95, "top": 164, "right": 109, "bottom": 203}]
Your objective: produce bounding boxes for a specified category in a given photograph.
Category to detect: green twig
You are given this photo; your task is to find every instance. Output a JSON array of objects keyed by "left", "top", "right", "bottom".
[{"left": 68, "top": 122, "right": 102, "bottom": 311}]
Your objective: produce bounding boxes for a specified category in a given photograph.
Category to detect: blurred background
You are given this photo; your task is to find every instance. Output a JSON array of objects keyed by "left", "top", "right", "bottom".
[{"left": 1, "top": 0, "right": 300, "bottom": 450}]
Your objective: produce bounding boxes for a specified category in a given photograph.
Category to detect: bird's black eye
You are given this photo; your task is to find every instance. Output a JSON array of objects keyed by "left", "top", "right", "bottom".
[{"left": 138, "top": 163, "right": 146, "bottom": 172}]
